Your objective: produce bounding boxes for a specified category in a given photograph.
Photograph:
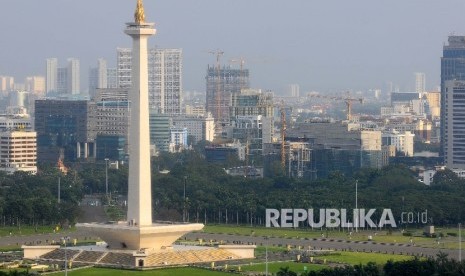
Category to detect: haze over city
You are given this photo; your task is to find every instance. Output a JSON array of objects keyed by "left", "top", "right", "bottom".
[
  {"left": 2, "top": 0, "right": 465, "bottom": 93},
  {"left": 4, "top": 0, "right": 465, "bottom": 274}
]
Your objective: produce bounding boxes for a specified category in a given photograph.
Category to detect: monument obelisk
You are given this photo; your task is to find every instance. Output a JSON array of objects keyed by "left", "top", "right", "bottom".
[
  {"left": 125, "top": 0, "right": 155, "bottom": 227},
  {"left": 77, "top": 0, "right": 203, "bottom": 251}
]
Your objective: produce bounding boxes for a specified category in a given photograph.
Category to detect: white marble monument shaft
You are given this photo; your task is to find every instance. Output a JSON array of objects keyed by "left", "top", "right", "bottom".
[{"left": 125, "top": 23, "right": 156, "bottom": 227}]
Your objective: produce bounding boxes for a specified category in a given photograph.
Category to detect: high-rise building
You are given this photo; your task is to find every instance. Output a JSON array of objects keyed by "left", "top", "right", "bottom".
[
  {"left": 169, "top": 127, "right": 188, "bottom": 152},
  {"left": 0, "top": 112, "right": 32, "bottom": 131},
  {"left": 230, "top": 89, "right": 274, "bottom": 118},
  {"left": 415, "top": 72, "right": 426, "bottom": 93},
  {"left": 0, "top": 76, "right": 14, "bottom": 95},
  {"left": 205, "top": 65, "right": 249, "bottom": 125},
  {"left": 46, "top": 58, "right": 81, "bottom": 96},
  {"left": 89, "top": 68, "right": 99, "bottom": 99},
  {"left": 382, "top": 130, "right": 415, "bottom": 157},
  {"left": 46, "top": 58, "right": 57, "bottom": 94},
  {"left": 107, "top": 68, "right": 118, "bottom": 89},
  {"left": 230, "top": 115, "right": 274, "bottom": 155},
  {"left": 425, "top": 91, "right": 441, "bottom": 119},
  {"left": 97, "top": 58, "right": 107, "bottom": 90},
  {"left": 56, "top": 67, "right": 68, "bottom": 95},
  {"left": 0, "top": 131, "right": 37, "bottom": 174},
  {"left": 117, "top": 48, "right": 183, "bottom": 114},
  {"left": 149, "top": 112, "right": 171, "bottom": 152},
  {"left": 89, "top": 59, "right": 108, "bottom": 99},
  {"left": 94, "top": 88, "right": 130, "bottom": 157},
  {"left": 444, "top": 80, "right": 465, "bottom": 169},
  {"left": 441, "top": 36, "right": 465, "bottom": 159},
  {"left": 25, "top": 76, "right": 45, "bottom": 95},
  {"left": 288, "top": 84, "right": 300, "bottom": 97},
  {"left": 34, "top": 99, "right": 96, "bottom": 163},
  {"left": 172, "top": 114, "right": 215, "bottom": 143},
  {"left": 286, "top": 122, "right": 385, "bottom": 178},
  {"left": 67, "top": 58, "right": 80, "bottom": 95}
]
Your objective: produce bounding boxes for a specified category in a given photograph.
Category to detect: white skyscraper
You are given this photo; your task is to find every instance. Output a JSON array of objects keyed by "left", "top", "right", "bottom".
[
  {"left": 89, "top": 58, "right": 108, "bottom": 99},
  {"left": 415, "top": 72, "right": 426, "bottom": 93},
  {"left": 67, "top": 58, "right": 80, "bottom": 95},
  {"left": 289, "top": 84, "right": 300, "bottom": 97},
  {"left": 97, "top": 58, "right": 108, "bottom": 89},
  {"left": 25, "top": 76, "right": 45, "bottom": 95},
  {"left": 46, "top": 58, "right": 57, "bottom": 94},
  {"left": 117, "top": 47, "right": 183, "bottom": 114},
  {"left": 0, "top": 76, "right": 14, "bottom": 94}
]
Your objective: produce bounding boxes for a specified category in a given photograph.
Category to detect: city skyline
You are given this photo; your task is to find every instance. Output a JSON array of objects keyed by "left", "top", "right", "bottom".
[{"left": 1, "top": 0, "right": 465, "bottom": 94}]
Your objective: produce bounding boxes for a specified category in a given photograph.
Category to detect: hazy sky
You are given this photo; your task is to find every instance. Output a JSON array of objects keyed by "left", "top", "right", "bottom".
[{"left": 1, "top": 0, "right": 465, "bottom": 94}]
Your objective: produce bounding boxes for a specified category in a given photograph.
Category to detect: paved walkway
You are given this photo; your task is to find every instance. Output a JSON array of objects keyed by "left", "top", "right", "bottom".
[{"left": 185, "top": 232, "right": 461, "bottom": 260}]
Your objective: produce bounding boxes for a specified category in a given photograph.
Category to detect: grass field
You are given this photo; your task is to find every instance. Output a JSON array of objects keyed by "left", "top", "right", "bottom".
[
  {"left": 313, "top": 251, "right": 414, "bottom": 265},
  {"left": 234, "top": 251, "right": 414, "bottom": 274},
  {"left": 0, "top": 225, "right": 72, "bottom": 237},
  {"left": 52, "top": 267, "right": 231, "bottom": 275},
  {"left": 201, "top": 224, "right": 465, "bottom": 250},
  {"left": 237, "top": 262, "right": 325, "bottom": 273}
]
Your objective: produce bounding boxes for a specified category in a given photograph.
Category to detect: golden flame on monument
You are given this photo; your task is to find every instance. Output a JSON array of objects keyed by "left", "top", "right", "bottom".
[{"left": 135, "top": 0, "right": 145, "bottom": 23}]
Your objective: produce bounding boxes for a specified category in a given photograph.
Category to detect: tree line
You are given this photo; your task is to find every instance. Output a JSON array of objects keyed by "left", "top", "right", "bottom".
[{"left": 3, "top": 150, "right": 465, "bottom": 227}]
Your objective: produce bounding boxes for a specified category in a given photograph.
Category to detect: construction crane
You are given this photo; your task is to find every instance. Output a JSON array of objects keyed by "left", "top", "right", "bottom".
[
  {"left": 229, "top": 57, "right": 246, "bottom": 90},
  {"left": 208, "top": 50, "right": 224, "bottom": 130},
  {"left": 308, "top": 93, "right": 363, "bottom": 121},
  {"left": 344, "top": 97, "right": 363, "bottom": 121}
]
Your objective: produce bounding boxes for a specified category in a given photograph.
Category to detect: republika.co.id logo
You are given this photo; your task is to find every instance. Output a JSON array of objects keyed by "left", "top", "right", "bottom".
[{"left": 266, "top": 208, "right": 429, "bottom": 228}]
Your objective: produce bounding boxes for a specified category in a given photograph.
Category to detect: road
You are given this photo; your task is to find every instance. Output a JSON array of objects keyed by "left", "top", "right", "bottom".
[{"left": 184, "top": 232, "right": 461, "bottom": 260}]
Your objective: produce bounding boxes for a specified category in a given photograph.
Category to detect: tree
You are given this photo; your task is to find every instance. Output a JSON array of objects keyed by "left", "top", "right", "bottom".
[{"left": 277, "top": 266, "right": 297, "bottom": 276}]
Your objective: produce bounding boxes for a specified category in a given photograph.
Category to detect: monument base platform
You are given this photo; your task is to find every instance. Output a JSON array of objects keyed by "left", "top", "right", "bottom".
[
  {"left": 24, "top": 243, "right": 255, "bottom": 269},
  {"left": 76, "top": 222, "right": 204, "bottom": 251}
]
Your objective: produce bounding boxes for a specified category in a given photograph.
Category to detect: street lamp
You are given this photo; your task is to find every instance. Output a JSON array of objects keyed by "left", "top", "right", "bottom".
[
  {"left": 58, "top": 177, "right": 61, "bottom": 204},
  {"left": 105, "top": 158, "right": 109, "bottom": 201},
  {"left": 355, "top": 179, "right": 358, "bottom": 233},
  {"left": 265, "top": 236, "right": 269, "bottom": 276},
  {"left": 459, "top": 223, "right": 462, "bottom": 262},
  {"left": 61, "top": 237, "right": 68, "bottom": 276}
]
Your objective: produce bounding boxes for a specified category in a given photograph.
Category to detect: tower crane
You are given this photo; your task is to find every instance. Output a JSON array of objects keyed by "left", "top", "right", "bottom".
[
  {"left": 343, "top": 97, "right": 363, "bottom": 121},
  {"left": 308, "top": 93, "right": 363, "bottom": 121}
]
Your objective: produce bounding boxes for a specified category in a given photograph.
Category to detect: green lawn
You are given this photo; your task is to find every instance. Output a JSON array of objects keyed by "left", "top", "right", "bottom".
[
  {"left": 235, "top": 251, "right": 414, "bottom": 274},
  {"left": 52, "top": 267, "right": 231, "bottom": 275},
  {"left": 237, "top": 262, "right": 325, "bottom": 273},
  {"left": 0, "top": 225, "right": 72, "bottom": 237},
  {"left": 201, "top": 225, "right": 465, "bottom": 250},
  {"left": 314, "top": 251, "right": 414, "bottom": 265}
]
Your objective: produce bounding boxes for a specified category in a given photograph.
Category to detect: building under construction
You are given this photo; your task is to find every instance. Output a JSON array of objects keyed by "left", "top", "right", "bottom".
[
  {"left": 230, "top": 89, "right": 274, "bottom": 118},
  {"left": 263, "top": 141, "right": 316, "bottom": 180},
  {"left": 264, "top": 121, "right": 389, "bottom": 179},
  {"left": 205, "top": 65, "right": 250, "bottom": 127}
]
